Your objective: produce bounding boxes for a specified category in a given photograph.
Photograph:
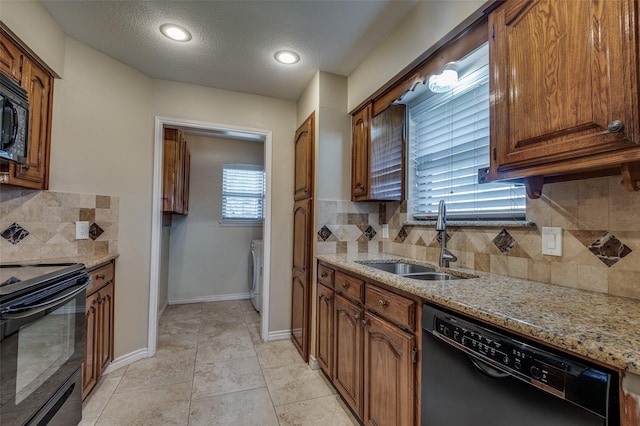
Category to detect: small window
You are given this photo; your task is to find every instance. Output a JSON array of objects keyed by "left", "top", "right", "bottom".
[
  {"left": 222, "top": 164, "right": 265, "bottom": 223},
  {"left": 407, "top": 43, "right": 526, "bottom": 220}
]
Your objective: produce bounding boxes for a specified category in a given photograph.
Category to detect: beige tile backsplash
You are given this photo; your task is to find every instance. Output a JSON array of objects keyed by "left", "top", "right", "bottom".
[
  {"left": 315, "top": 176, "right": 640, "bottom": 301},
  {"left": 0, "top": 188, "right": 119, "bottom": 263}
]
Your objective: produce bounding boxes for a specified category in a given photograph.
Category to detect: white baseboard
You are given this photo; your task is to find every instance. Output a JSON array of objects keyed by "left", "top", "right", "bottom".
[
  {"left": 103, "top": 348, "right": 148, "bottom": 375},
  {"left": 168, "top": 293, "right": 250, "bottom": 305},
  {"left": 309, "top": 355, "right": 320, "bottom": 370},
  {"left": 267, "top": 329, "right": 291, "bottom": 341}
]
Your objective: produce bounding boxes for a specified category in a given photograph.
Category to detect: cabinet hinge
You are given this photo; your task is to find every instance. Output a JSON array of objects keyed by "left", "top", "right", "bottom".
[
  {"left": 491, "top": 25, "right": 495, "bottom": 40},
  {"left": 492, "top": 147, "right": 497, "bottom": 161},
  {"left": 412, "top": 347, "right": 418, "bottom": 364}
]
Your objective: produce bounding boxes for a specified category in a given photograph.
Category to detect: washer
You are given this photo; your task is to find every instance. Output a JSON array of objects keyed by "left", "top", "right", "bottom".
[{"left": 249, "top": 240, "right": 263, "bottom": 313}]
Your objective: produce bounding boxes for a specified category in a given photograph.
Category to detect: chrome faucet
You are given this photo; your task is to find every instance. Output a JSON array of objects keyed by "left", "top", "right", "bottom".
[{"left": 436, "top": 200, "right": 457, "bottom": 267}]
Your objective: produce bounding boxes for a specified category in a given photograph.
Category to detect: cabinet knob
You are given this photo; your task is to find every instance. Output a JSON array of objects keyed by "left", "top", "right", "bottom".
[
  {"left": 356, "top": 183, "right": 364, "bottom": 190},
  {"left": 320, "top": 271, "right": 327, "bottom": 278},
  {"left": 96, "top": 274, "right": 106, "bottom": 280},
  {"left": 22, "top": 164, "right": 30, "bottom": 171},
  {"left": 608, "top": 120, "right": 624, "bottom": 133},
  {"left": 354, "top": 313, "right": 360, "bottom": 321},
  {"left": 361, "top": 319, "right": 369, "bottom": 328},
  {"left": 378, "top": 300, "right": 387, "bottom": 308},
  {"left": 341, "top": 281, "right": 350, "bottom": 289},
  {"left": 322, "top": 295, "right": 331, "bottom": 304}
]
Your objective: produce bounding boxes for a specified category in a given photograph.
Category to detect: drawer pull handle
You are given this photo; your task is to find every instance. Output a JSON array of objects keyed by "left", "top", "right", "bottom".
[
  {"left": 361, "top": 319, "right": 369, "bottom": 328},
  {"left": 354, "top": 313, "right": 360, "bottom": 321},
  {"left": 341, "top": 281, "right": 349, "bottom": 289},
  {"left": 96, "top": 274, "right": 106, "bottom": 280},
  {"left": 378, "top": 300, "right": 387, "bottom": 307},
  {"left": 608, "top": 120, "right": 624, "bottom": 133},
  {"left": 322, "top": 295, "right": 331, "bottom": 304}
]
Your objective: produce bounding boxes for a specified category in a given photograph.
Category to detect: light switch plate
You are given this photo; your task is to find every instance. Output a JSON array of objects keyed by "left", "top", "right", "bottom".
[
  {"left": 541, "top": 227, "right": 562, "bottom": 256},
  {"left": 382, "top": 224, "right": 389, "bottom": 239},
  {"left": 76, "top": 221, "right": 89, "bottom": 240}
]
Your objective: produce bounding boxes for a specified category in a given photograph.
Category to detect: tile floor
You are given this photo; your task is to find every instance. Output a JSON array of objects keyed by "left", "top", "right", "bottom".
[{"left": 80, "top": 300, "right": 359, "bottom": 425}]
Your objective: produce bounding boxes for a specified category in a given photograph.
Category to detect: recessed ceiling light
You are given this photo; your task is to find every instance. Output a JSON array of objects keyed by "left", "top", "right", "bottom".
[
  {"left": 160, "top": 24, "right": 192, "bottom": 42},
  {"left": 274, "top": 50, "right": 300, "bottom": 65}
]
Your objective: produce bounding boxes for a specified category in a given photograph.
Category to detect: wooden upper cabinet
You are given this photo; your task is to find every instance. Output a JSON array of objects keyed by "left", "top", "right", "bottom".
[
  {"left": 162, "top": 128, "right": 190, "bottom": 215},
  {"left": 0, "top": 31, "right": 22, "bottom": 84},
  {"left": 8, "top": 58, "right": 53, "bottom": 188},
  {"left": 351, "top": 102, "right": 405, "bottom": 201},
  {"left": 489, "top": 0, "right": 640, "bottom": 182},
  {"left": 294, "top": 114, "right": 314, "bottom": 200}
]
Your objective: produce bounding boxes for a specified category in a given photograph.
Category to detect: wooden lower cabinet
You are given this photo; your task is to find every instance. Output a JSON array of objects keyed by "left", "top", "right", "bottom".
[
  {"left": 363, "top": 311, "right": 415, "bottom": 426},
  {"left": 316, "top": 282, "right": 334, "bottom": 377},
  {"left": 334, "top": 294, "right": 364, "bottom": 418},
  {"left": 83, "top": 261, "right": 115, "bottom": 399},
  {"left": 317, "top": 262, "right": 419, "bottom": 425}
]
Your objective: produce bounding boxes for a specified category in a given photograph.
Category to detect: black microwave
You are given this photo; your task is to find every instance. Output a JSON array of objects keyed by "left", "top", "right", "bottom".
[{"left": 0, "top": 73, "right": 29, "bottom": 164}]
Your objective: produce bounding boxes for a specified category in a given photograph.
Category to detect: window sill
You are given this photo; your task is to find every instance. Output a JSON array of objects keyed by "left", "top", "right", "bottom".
[
  {"left": 403, "top": 220, "right": 535, "bottom": 228},
  {"left": 219, "top": 220, "right": 264, "bottom": 227}
]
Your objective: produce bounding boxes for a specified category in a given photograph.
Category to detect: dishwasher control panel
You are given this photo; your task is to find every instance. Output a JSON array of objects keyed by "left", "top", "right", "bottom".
[{"left": 434, "top": 316, "right": 571, "bottom": 397}]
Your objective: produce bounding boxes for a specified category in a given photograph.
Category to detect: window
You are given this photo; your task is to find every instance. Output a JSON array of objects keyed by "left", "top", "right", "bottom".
[
  {"left": 222, "top": 164, "right": 265, "bottom": 223},
  {"left": 407, "top": 43, "right": 526, "bottom": 220}
]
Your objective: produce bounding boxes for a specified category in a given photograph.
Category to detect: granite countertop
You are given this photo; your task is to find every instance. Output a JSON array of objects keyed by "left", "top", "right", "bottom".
[
  {"left": 1, "top": 254, "right": 119, "bottom": 270},
  {"left": 316, "top": 252, "right": 640, "bottom": 376}
]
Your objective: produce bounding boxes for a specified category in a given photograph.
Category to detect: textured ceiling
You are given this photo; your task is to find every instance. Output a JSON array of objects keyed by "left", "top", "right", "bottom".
[{"left": 41, "top": 0, "right": 418, "bottom": 100}]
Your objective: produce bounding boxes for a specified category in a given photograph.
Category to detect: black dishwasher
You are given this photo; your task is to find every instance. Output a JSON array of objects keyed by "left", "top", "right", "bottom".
[{"left": 421, "top": 304, "right": 618, "bottom": 426}]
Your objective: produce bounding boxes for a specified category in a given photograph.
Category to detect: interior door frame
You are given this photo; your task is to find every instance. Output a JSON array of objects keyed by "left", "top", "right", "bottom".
[{"left": 148, "top": 116, "right": 273, "bottom": 355}]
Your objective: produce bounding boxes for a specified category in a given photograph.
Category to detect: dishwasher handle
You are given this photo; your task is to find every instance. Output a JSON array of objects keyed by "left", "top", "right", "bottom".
[{"left": 468, "top": 354, "right": 510, "bottom": 379}]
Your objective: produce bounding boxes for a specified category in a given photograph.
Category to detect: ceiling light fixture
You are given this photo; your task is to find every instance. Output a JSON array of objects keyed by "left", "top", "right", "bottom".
[
  {"left": 274, "top": 50, "right": 300, "bottom": 65},
  {"left": 160, "top": 24, "right": 192, "bottom": 42},
  {"left": 428, "top": 62, "right": 459, "bottom": 93}
]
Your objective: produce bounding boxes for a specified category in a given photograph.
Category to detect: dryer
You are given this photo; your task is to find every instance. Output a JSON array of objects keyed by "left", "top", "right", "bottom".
[{"left": 249, "top": 240, "right": 263, "bottom": 313}]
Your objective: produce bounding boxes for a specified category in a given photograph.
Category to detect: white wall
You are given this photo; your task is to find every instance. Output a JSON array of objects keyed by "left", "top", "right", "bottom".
[
  {"left": 347, "top": 0, "right": 486, "bottom": 111},
  {"left": 168, "top": 135, "right": 263, "bottom": 302},
  {"left": 0, "top": 0, "right": 66, "bottom": 76},
  {"left": 151, "top": 79, "right": 296, "bottom": 333}
]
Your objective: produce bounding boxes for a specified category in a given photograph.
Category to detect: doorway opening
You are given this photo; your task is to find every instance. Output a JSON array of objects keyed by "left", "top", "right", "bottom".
[{"left": 149, "top": 116, "right": 273, "bottom": 356}]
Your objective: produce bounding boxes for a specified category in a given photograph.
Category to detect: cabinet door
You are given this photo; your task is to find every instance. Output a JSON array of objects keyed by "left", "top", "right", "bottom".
[
  {"left": 294, "top": 114, "right": 314, "bottom": 200},
  {"left": 292, "top": 198, "right": 312, "bottom": 273},
  {"left": 333, "top": 294, "right": 364, "bottom": 418},
  {"left": 370, "top": 104, "right": 405, "bottom": 201},
  {"left": 182, "top": 149, "right": 191, "bottom": 214},
  {"left": 0, "top": 30, "right": 22, "bottom": 83},
  {"left": 491, "top": 0, "right": 640, "bottom": 173},
  {"left": 351, "top": 103, "right": 371, "bottom": 201},
  {"left": 363, "top": 312, "right": 415, "bottom": 426},
  {"left": 291, "top": 198, "right": 312, "bottom": 359},
  {"left": 162, "top": 128, "right": 189, "bottom": 214},
  {"left": 83, "top": 293, "right": 99, "bottom": 398},
  {"left": 291, "top": 268, "right": 308, "bottom": 357},
  {"left": 98, "top": 282, "right": 114, "bottom": 376},
  {"left": 9, "top": 58, "right": 52, "bottom": 188},
  {"left": 316, "top": 282, "right": 334, "bottom": 377}
]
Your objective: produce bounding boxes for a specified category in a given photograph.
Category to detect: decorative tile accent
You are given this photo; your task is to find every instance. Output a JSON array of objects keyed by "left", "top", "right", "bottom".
[
  {"left": 363, "top": 225, "right": 376, "bottom": 241},
  {"left": 588, "top": 232, "right": 632, "bottom": 267},
  {"left": 1, "top": 222, "right": 30, "bottom": 245},
  {"left": 318, "top": 226, "right": 332, "bottom": 242},
  {"left": 395, "top": 226, "right": 408, "bottom": 243},
  {"left": 80, "top": 208, "right": 96, "bottom": 222},
  {"left": 493, "top": 229, "right": 517, "bottom": 255},
  {"left": 435, "top": 232, "right": 451, "bottom": 246},
  {"left": 89, "top": 223, "right": 104, "bottom": 240}
]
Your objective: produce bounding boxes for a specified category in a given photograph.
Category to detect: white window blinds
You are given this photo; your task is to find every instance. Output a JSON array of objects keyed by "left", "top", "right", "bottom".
[
  {"left": 408, "top": 44, "right": 526, "bottom": 220},
  {"left": 222, "top": 164, "right": 265, "bottom": 222}
]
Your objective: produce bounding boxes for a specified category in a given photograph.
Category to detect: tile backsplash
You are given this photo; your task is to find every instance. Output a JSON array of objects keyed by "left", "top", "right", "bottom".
[
  {"left": 0, "top": 188, "right": 119, "bottom": 262},
  {"left": 315, "top": 176, "right": 640, "bottom": 301}
]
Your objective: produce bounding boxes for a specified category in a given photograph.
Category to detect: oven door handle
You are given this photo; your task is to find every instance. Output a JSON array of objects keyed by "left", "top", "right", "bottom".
[{"left": 0, "top": 283, "right": 89, "bottom": 319}]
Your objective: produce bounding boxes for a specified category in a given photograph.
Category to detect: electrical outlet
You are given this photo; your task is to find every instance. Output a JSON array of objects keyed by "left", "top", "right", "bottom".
[{"left": 76, "top": 221, "right": 89, "bottom": 240}]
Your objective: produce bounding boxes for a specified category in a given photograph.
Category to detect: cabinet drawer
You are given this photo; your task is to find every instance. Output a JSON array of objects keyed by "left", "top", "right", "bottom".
[
  {"left": 335, "top": 272, "right": 364, "bottom": 303},
  {"left": 86, "top": 263, "right": 114, "bottom": 295},
  {"left": 317, "top": 265, "right": 335, "bottom": 288},
  {"left": 365, "top": 284, "right": 416, "bottom": 331}
]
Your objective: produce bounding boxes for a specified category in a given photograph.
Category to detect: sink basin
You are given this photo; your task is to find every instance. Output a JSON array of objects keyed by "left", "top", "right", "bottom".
[
  {"left": 402, "top": 272, "right": 464, "bottom": 281},
  {"left": 360, "top": 262, "right": 436, "bottom": 274}
]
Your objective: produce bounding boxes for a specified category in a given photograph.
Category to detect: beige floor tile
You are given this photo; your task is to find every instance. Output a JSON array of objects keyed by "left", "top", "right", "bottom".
[
  {"left": 157, "top": 330, "right": 200, "bottom": 352},
  {"left": 243, "top": 309, "right": 261, "bottom": 324},
  {"left": 82, "top": 375, "right": 121, "bottom": 419},
  {"left": 102, "top": 365, "right": 127, "bottom": 378},
  {"left": 196, "top": 334, "right": 255, "bottom": 364},
  {"left": 161, "top": 303, "right": 202, "bottom": 319},
  {"left": 191, "top": 354, "right": 265, "bottom": 399},
  {"left": 115, "top": 350, "right": 195, "bottom": 393},
  {"left": 189, "top": 387, "right": 279, "bottom": 426},
  {"left": 238, "top": 299, "right": 257, "bottom": 313},
  {"left": 197, "top": 321, "right": 251, "bottom": 346},
  {"left": 263, "top": 362, "right": 335, "bottom": 406},
  {"left": 158, "top": 316, "right": 200, "bottom": 335},
  {"left": 247, "top": 322, "right": 264, "bottom": 345},
  {"left": 276, "top": 395, "right": 360, "bottom": 426},
  {"left": 255, "top": 339, "right": 305, "bottom": 369},
  {"left": 96, "top": 382, "right": 191, "bottom": 426},
  {"left": 78, "top": 417, "right": 97, "bottom": 426},
  {"left": 200, "top": 309, "right": 246, "bottom": 325}
]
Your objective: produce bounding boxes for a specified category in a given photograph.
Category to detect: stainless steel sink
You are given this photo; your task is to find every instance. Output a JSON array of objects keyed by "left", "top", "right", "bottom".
[
  {"left": 401, "top": 272, "right": 463, "bottom": 281},
  {"left": 359, "top": 262, "right": 436, "bottom": 274}
]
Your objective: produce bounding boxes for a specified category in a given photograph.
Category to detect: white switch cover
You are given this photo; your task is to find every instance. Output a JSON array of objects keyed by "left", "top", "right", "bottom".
[
  {"left": 76, "top": 221, "right": 89, "bottom": 240},
  {"left": 382, "top": 224, "right": 389, "bottom": 239},
  {"left": 541, "top": 227, "right": 562, "bottom": 256}
]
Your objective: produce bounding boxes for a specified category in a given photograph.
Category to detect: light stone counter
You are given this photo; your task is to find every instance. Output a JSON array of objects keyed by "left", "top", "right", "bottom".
[
  {"left": 316, "top": 252, "right": 640, "bottom": 376},
  {"left": 2, "top": 254, "right": 119, "bottom": 270}
]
